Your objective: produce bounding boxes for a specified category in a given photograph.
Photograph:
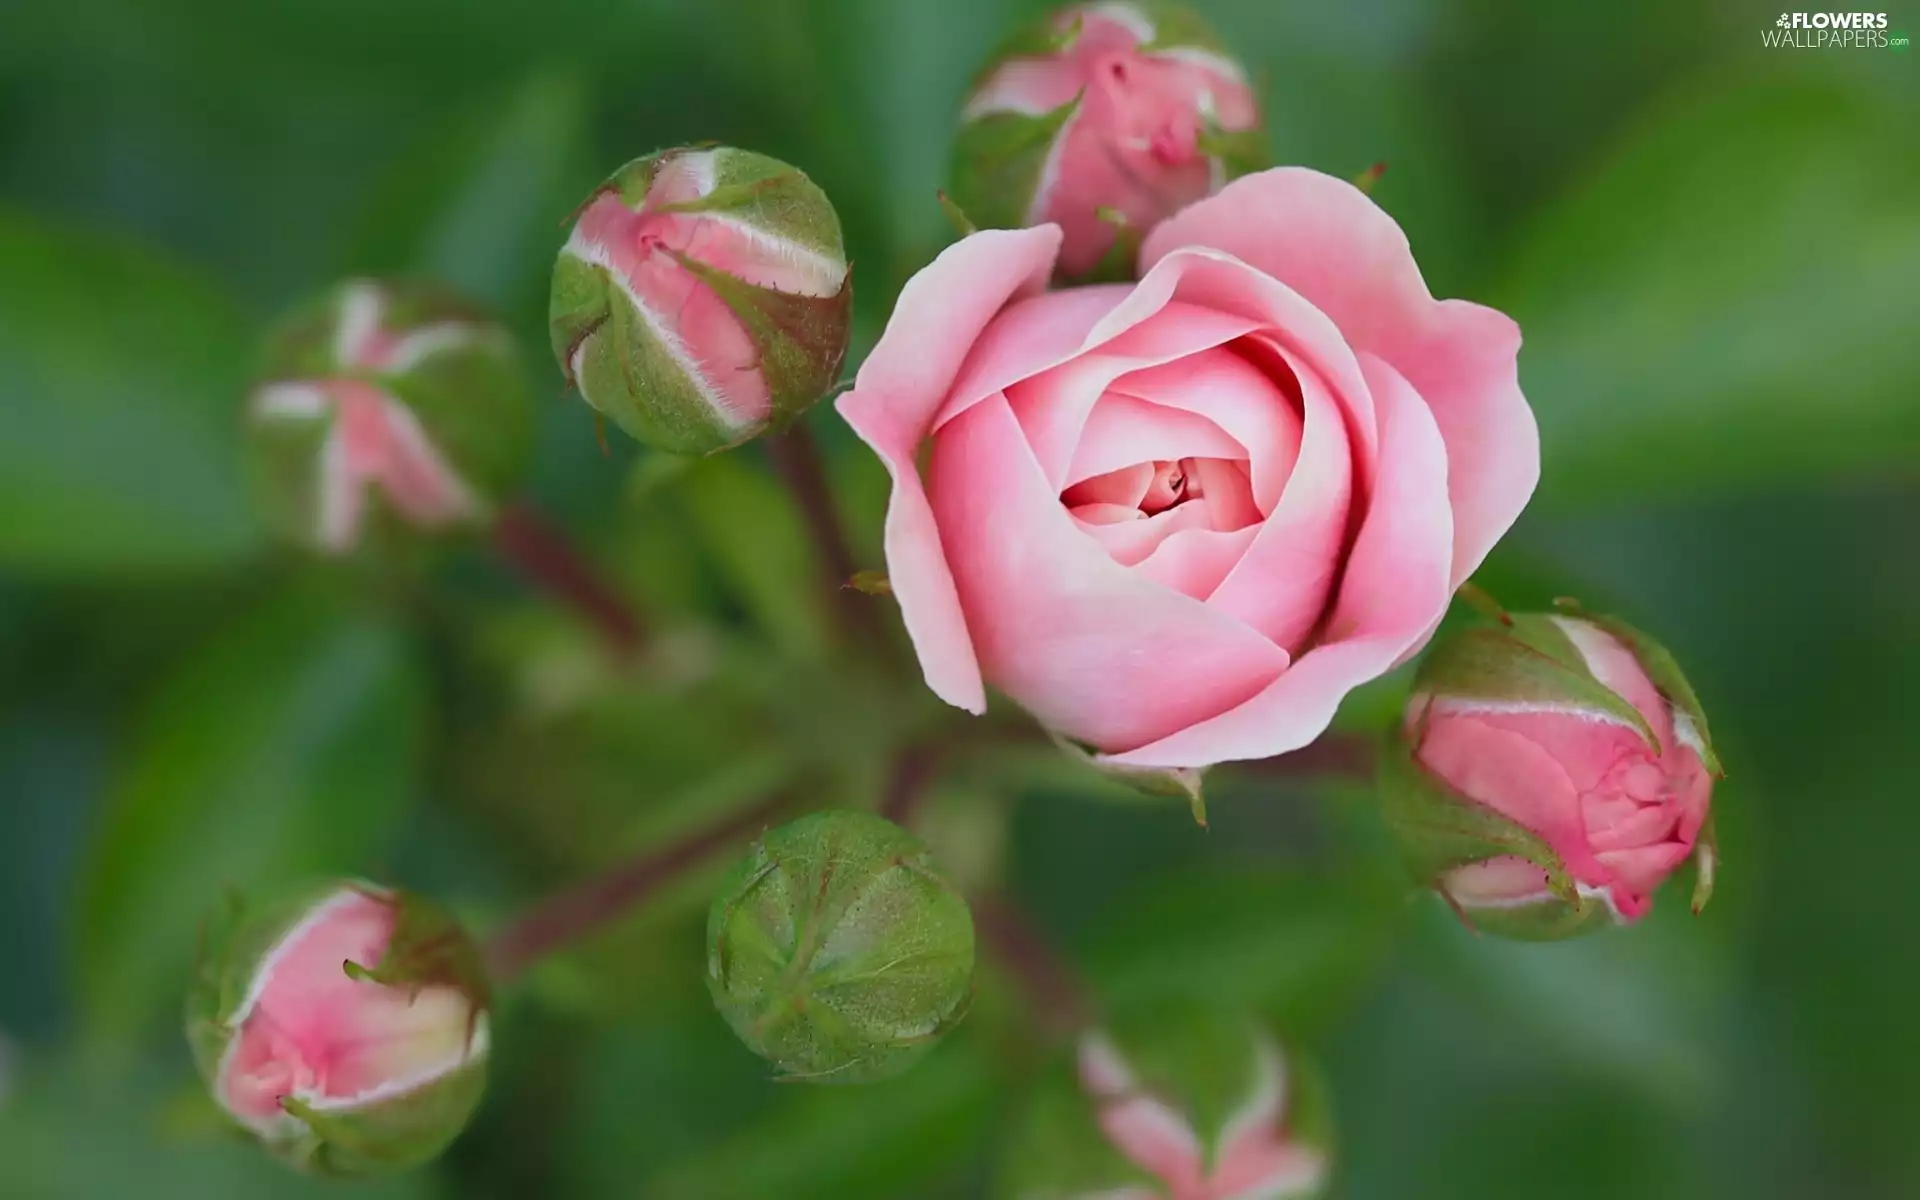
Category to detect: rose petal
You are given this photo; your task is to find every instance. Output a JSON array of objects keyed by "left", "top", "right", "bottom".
[
  {"left": 1419, "top": 716, "right": 1609, "bottom": 888},
  {"left": 1132, "top": 525, "right": 1261, "bottom": 600},
  {"left": 837, "top": 227, "right": 1064, "bottom": 714},
  {"left": 1204, "top": 339, "right": 1355, "bottom": 653},
  {"left": 928, "top": 392, "right": 1288, "bottom": 752},
  {"left": 935, "top": 285, "right": 1133, "bottom": 430},
  {"left": 1063, "top": 462, "right": 1157, "bottom": 509},
  {"left": 1104, "top": 353, "right": 1451, "bottom": 767},
  {"left": 1076, "top": 500, "right": 1214, "bottom": 567},
  {"left": 1191, "top": 458, "right": 1262, "bottom": 532},
  {"left": 1007, "top": 301, "right": 1263, "bottom": 488},
  {"left": 1066, "top": 393, "right": 1246, "bottom": 486},
  {"left": 1113, "top": 346, "right": 1302, "bottom": 515},
  {"left": 1143, "top": 167, "right": 1538, "bottom": 587}
]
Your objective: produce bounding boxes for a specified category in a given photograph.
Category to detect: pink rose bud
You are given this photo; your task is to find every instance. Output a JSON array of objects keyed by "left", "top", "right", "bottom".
[
  {"left": 1002, "top": 1006, "right": 1332, "bottom": 1199},
  {"left": 952, "top": 3, "right": 1266, "bottom": 279},
  {"left": 185, "top": 882, "right": 491, "bottom": 1175},
  {"left": 246, "top": 279, "right": 533, "bottom": 555},
  {"left": 550, "top": 146, "right": 852, "bottom": 455},
  {"left": 1384, "top": 610, "right": 1722, "bottom": 939}
]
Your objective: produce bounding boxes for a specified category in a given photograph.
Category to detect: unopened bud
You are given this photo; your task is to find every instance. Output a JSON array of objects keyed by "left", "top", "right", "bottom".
[
  {"left": 1002, "top": 1005, "right": 1332, "bottom": 1199},
  {"left": 952, "top": 3, "right": 1267, "bottom": 279},
  {"left": 1383, "top": 609, "right": 1721, "bottom": 940},
  {"left": 184, "top": 882, "right": 491, "bottom": 1175},
  {"left": 245, "top": 279, "right": 532, "bottom": 555},
  {"left": 705, "top": 810, "right": 975, "bottom": 1084},
  {"left": 550, "top": 146, "right": 853, "bottom": 455}
]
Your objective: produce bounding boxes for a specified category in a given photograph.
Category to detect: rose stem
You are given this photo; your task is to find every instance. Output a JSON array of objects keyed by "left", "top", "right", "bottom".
[
  {"left": 878, "top": 744, "right": 942, "bottom": 827},
  {"left": 492, "top": 502, "right": 645, "bottom": 659},
  {"left": 1238, "top": 731, "right": 1378, "bottom": 782},
  {"left": 972, "top": 891, "right": 1095, "bottom": 1037},
  {"left": 764, "top": 420, "right": 883, "bottom": 645},
  {"left": 484, "top": 793, "right": 790, "bottom": 982}
]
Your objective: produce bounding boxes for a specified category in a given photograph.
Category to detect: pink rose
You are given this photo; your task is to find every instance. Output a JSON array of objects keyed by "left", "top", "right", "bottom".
[
  {"left": 1399, "top": 613, "right": 1719, "bottom": 931},
  {"left": 952, "top": 2, "right": 1264, "bottom": 278},
  {"left": 839, "top": 167, "right": 1538, "bottom": 769}
]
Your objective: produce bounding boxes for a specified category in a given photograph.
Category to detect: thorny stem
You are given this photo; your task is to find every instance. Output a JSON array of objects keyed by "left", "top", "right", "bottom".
[
  {"left": 484, "top": 793, "right": 791, "bottom": 982},
  {"left": 765, "top": 421, "right": 884, "bottom": 646},
  {"left": 972, "top": 891, "right": 1094, "bottom": 1037},
  {"left": 492, "top": 503, "right": 644, "bottom": 659}
]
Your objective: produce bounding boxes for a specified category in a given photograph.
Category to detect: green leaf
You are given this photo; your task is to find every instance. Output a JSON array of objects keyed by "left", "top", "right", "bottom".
[
  {"left": 348, "top": 72, "right": 595, "bottom": 311},
  {"left": 0, "top": 209, "right": 259, "bottom": 575},
  {"left": 671, "top": 451, "right": 833, "bottom": 657},
  {"left": 1497, "top": 71, "right": 1920, "bottom": 506},
  {"left": 76, "top": 585, "right": 424, "bottom": 1046},
  {"left": 643, "top": 1034, "right": 996, "bottom": 1198},
  {"left": 0, "top": 1051, "right": 434, "bottom": 1200},
  {"left": 1075, "top": 867, "right": 1402, "bottom": 1035}
]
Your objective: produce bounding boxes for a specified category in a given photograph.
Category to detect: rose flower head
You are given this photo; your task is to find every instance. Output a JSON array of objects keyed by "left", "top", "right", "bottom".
[
  {"left": 1002, "top": 1005, "right": 1332, "bottom": 1200},
  {"left": 550, "top": 146, "right": 852, "bottom": 455},
  {"left": 952, "top": 3, "right": 1266, "bottom": 279},
  {"left": 185, "top": 882, "right": 491, "bottom": 1175},
  {"left": 246, "top": 279, "right": 532, "bottom": 555},
  {"left": 705, "top": 810, "right": 975, "bottom": 1084},
  {"left": 1383, "top": 609, "right": 1722, "bottom": 939},
  {"left": 839, "top": 168, "right": 1538, "bottom": 773}
]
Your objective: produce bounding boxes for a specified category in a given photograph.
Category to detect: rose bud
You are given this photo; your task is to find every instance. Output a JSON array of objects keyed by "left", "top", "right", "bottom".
[
  {"left": 246, "top": 279, "right": 533, "bottom": 555},
  {"left": 1002, "top": 1006, "right": 1332, "bottom": 1199},
  {"left": 705, "top": 810, "right": 975, "bottom": 1084},
  {"left": 952, "top": 3, "right": 1266, "bottom": 279},
  {"left": 1383, "top": 610, "right": 1722, "bottom": 939},
  {"left": 838, "top": 171, "right": 1537, "bottom": 773},
  {"left": 550, "top": 146, "right": 853, "bottom": 455},
  {"left": 184, "top": 881, "right": 491, "bottom": 1175}
]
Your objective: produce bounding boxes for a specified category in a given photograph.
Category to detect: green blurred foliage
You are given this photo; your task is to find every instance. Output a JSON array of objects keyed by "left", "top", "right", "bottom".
[{"left": 1, "top": 0, "right": 1915, "bottom": 1197}]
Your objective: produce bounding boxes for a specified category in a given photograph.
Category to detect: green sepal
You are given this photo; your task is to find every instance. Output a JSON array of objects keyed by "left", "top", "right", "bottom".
[
  {"left": 948, "top": 96, "right": 1080, "bottom": 234},
  {"left": 937, "top": 190, "right": 980, "bottom": 239},
  {"left": 968, "top": 10, "right": 1084, "bottom": 91},
  {"left": 606, "top": 153, "right": 664, "bottom": 209},
  {"left": 1084, "top": 207, "right": 1146, "bottom": 285},
  {"left": 1567, "top": 607, "right": 1723, "bottom": 776},
  {"left": 1690, "top": 815, "right": 1718, "bottom": 914},
  {"left": 554, "top": 253, "right": 746, "bottom": 455},
  {"left": 1377, "top": 731, "right": 1577, "bottom": 904},
  {"left": 1134, "top": 3, "right": 1235, "bottom": 55},
  {"left": 705, "top": 810, "right": 976, "bottom": 1085},
  {"left": 652, "top": 148, "right": 846, "bottom": 264},
  {"left": 664, "top": 249, "right": 853, "bottom": 436},
  {"left": 338, "top": 887, "right": 491, "bottom": 1016},
  {"left": 1448, "top": 892, "right": 1616, "bottom": 942},
  {"left": 1196, "top": 122, "right": 1273, "bottom": 183},
  {"left": 1414, "top": 624, "right": 1661, "bottom": 752},
  {"left": 1051, "top": 731, "right": 1208, "bottom": 827},
  {"left": 277, "top": 1053, "right": 488, "bottom": 1176}
]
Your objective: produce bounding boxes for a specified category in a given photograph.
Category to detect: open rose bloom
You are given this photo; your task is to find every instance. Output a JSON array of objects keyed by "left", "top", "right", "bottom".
[
  {"left": 1003, "top": 1010, "right": 1330, "bottom": 1199},
  {"left": 839, "top": 167, "right": 1537, "bottom": 772},
  {"left": 953, "top": 2, "right": 1265, "bottom": 278},
  {"left": 186, "top": 883, "right": 490, "bottom": 1175},
  {"left": 1388, "top": 612, "right": 1721, "bottom": 939}
]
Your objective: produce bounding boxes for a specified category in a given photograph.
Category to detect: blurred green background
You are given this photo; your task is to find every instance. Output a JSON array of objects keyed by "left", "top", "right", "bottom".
[{"left": 2, "top": 0, "right": 1916, "bottom": 1196}]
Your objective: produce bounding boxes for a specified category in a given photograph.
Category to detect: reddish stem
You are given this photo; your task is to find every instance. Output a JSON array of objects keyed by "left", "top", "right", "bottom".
[
  {"left": 971, "top": 891, "right": 1094, "bottom": 1037},
  {"left": 492, "top": 503, "right": 644, "bottom": 658},
  {"left": 1238, "top": 731, "right": 1378, "bottom": 782},
  {"left": 484, "top": 794, "right": 788, "bottom": 982},
  {"left": 765, "top": 423, "right": 882, "bottom": 644},
  {"left": 878, "top": 745, "right": 942, "bottom": 827}
]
